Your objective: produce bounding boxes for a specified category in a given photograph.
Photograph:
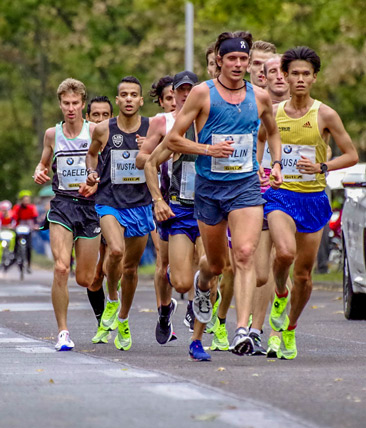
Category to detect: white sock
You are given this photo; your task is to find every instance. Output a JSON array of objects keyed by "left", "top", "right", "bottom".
[
  {"left": 250, "top": 328, "right": 261, "bottom": 336},
  {"left": 118, "top": 317, "right": 128, "bottom": 323}
]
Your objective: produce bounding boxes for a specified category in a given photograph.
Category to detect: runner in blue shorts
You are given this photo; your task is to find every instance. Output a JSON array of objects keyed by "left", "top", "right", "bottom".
[
  {"left": 33, "top": 78, "right": 101, "bottom": 352},
  {"left": 84, "top": 76, "right": 154, "bottom": 352},
  {"left": 259, "top": 46, "right": 358, "bottom": 359},
  {"left": 166, "top": 31, "right": 283, "bottom": 356}
]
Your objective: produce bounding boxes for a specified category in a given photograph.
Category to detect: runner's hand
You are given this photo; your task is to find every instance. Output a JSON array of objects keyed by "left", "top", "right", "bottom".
[
  {"left": 270, "top": 164, "right": 283, "bottom": 189},
  {"left": 86, "top": 172, "right": 99, "bottom": 186},
  {"left": 79, "top": 182, "right": 98, "bottom": 198},
  {"left": 136, "top": 134, "right": 145, "bottom": 149},
  {"left": 208, "top": 140, "right": 234, "bottom": 158},
  {"left": 297, "top": 156, "right": 317, "bottom": 174},
  {"left": 154, "top": 200, "right": 175, "bottom": 222},
  {"left": 33, "top": 168, "right": 50, "bottom": 185},
  {"left": 258, "top": 166, "right": 269, "bottom": 187}
]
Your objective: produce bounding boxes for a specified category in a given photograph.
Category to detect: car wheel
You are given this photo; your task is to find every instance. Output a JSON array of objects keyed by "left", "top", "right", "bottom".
[{"left": 343, "top": 249, "right": 366, "bottom": 320}]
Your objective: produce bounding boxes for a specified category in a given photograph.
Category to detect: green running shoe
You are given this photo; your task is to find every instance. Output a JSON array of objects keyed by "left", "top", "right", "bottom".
[
  {"left": 266, "top": 335, "right": 281, "bottom": 358},
  {"left": 269, "top": 288, "right": 290, "bottom": 332},
  {"left": 92, "top": 325, "right": 111, "bottom": 344},
  {"left": 114, "top": 319, "right": 132, "bottom": 351},
  {"left": 210, "top": 322, "right": 229, "bottom": 351},
  {"left": 100, "top": 299, "right": 120, "bottom": 331},
  {"left": 205, "top": 290, "right": 221, "bottom": 334},
  {"left": 277, "top": 329, "right": 297, "bottom": 360}
]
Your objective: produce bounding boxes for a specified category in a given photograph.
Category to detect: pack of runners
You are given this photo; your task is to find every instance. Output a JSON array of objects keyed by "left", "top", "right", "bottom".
[{"left": 33, "top": 31, "right": 358, "bottom": 360}]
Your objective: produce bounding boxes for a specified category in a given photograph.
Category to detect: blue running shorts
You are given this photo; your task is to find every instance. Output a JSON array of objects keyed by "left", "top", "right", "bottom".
[
  {"left": 168, "top": 203, "right": 200, "bottom": 244},
  {"left": 95, "top": 204, "right": 155, "bottom": 238},
  {"left": 194, "top": 173, "right": 266, "bottom": 226},
  {"left": 263, "top": 187, "right": 332, "bottom": 233}
]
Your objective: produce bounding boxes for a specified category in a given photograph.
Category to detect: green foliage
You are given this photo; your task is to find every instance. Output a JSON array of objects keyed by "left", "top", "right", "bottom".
[{"left": 0, "top": 0, "right": 366, "bottom": 200}]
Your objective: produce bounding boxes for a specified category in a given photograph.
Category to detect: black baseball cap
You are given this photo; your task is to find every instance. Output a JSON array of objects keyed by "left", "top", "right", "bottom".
[{"left": 173, "top": 71, "right": 198, "bottom": 89}]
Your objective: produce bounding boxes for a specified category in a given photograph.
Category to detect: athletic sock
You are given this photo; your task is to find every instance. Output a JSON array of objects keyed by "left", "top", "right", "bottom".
[
  {"left": 219, "top": 317, "right": 226, "bottom": 325},
  {"left": 161, "top": 303, "right": 172, "bottom": 316},
  {"left": 288, "top": 324, "right": 297, "bottom": 331},
  {"left": 250, "top": 328, "right": 261, "bottom": 336},
  {"left": 187, "top": 300, "right": 193, "bottom": 311},
  {"left": 87, "top": 287, "right": 105, "bottom": 322},
  {"left": 275, "top": 288, "right": 289, "bottom": 299},
  {"left": 118, "top": 317, "right": 128, "bottom": 323}
]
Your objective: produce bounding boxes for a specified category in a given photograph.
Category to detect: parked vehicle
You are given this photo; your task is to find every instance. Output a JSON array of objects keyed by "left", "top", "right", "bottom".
[{"left": 341, "top": 170, "right": 366, "bottom": 319}]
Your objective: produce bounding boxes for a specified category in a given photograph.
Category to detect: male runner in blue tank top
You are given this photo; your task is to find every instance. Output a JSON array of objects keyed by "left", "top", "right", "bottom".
[
  {"left": 166, "top": 31, "right": 283, "bottom": 355},
  {"left": 84, "top": 76, "right": 155, "bottom": 352},
  {"left": 33, "top": 78, "right": 101, "bottom": 351}
]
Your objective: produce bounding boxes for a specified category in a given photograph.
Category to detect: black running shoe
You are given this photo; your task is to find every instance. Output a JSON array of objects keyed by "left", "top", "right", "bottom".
[
  {"left": 183, "top": 304, "right": 195, "bottom": 332},
  {"left": 155, "top": 298, "right": 177, "bottom": 345}
]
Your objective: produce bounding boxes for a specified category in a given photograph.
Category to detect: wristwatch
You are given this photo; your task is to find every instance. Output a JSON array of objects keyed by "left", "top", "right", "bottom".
[
  {"left": 319, "top": 163, "right": 328, "bottom": 174},
  {"left": 87, "top": 168, "right": 98, "bottom": 175},
  {"left": 272, "top": 160, "right": 283, "bottom": 169}
]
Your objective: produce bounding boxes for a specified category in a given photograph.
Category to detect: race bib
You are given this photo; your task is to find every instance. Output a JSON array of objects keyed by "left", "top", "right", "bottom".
[
  {"left": 261, "top": 142, "right": 272, "bottom": 169},
  {"left": 282, "top": 144, "right": 316, "bottom": 182},
  {"left": 57, "top": 156, "right": 87, "bottom": 190},
  {"left": 111, "top": 150, "right": 146, "bottom": 184},
  {"left": 211, "top": 134, "right": 253, "bottom": 173},
  {"left": 180, "top": 161, "right": 196, "bottom": 200}
]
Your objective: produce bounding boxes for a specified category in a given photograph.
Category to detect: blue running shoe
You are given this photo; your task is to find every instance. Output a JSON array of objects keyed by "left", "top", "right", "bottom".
[{"left": 189, "top": 340, "right": 211, "bottom": 362}]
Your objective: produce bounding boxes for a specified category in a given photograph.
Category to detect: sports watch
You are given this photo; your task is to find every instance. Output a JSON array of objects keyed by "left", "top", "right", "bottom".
[{"left": 319, "top": 163, "right": 328, "bottom": 174}]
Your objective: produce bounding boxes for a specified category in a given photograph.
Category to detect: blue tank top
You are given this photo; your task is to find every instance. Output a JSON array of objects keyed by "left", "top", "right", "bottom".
[{"left": 196, "top": 80, "right": 259, "bottom": 181}]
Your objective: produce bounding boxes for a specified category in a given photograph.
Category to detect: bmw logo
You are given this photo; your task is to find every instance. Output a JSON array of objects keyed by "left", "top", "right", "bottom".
[
  {"left": 66, "top": 158, "right": 74, "bottom": 165},
  {"left": 122, "top": 151, "right": 130, "bottom": 159},
  {"left": 226, "top": 136, "right": 234, "bottom": 141},
  {"left": 283, "top": 145, "right": 292, "bottom": 154}
]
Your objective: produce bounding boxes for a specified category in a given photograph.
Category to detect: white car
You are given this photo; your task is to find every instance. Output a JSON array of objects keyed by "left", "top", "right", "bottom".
[{"left": 341, "top": 169, "right": 366, "bottom": 319}]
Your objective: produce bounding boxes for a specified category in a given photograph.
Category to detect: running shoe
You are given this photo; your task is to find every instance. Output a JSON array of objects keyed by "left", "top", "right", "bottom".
[
  {"left": 229, "top": 327, "right": 253, "bottom": 356},
  {"left": 249, "top": 331, "right": 266, "bottom": 356},
  {"left": 183, "top": 303, "right": 195, "bottom": 332},
  {"left": 267, "top": 335, "right": 281, "bottom": 358},
  {"left": 114, "top": 319, "right": 132, "bottom": 351},
  {"left": 100, "top": 299, "right": 120, "bottom": 331},
  {"left": 269, "top": 288, "right": 290, "bottom": 332},
  {"left": 155, "top": 298, "right": 177, "bottom": 344},
  {"left": 189, "top": 340, "right": 211, "bottom": 361},
  {"left": 210, "top": 322, "right": 229, "bottom": 351},
  {"left": 205, "top": 290, "right": 221, "bottom": 334},
  {"left": 55, "top": 330, "right": 74, "bottom": 351},
  {"left": 192, "top": 271, "right": 212, "bottom": 324},
  {"left": 277, "top": 329, "right": 297, "bottom": 360},
  {"left": 91, "top": 325, "right": 111, "bottom": 344}
]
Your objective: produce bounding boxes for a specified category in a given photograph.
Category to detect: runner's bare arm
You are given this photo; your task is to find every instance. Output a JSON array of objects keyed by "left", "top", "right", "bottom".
[
  {"left": 166, "top": 85, "right": 234, "bottom": 157},
  {"left": 85, "top": 121, "right": 108, "bottom": 186},
  {"left": 256, "top": 123, "right": 269, "bottom": 187},
  {"left": 298, "top": 105, "right": 358, "bottom": 174},
  {"left": 136, "top": 115, "right": 166, "bottom": 169},
  {"left": 33, "top": 128, "right": 55, "bottom": 185},
  {"left": 145, "top": 142, "right": 175, "bottom": 222}
]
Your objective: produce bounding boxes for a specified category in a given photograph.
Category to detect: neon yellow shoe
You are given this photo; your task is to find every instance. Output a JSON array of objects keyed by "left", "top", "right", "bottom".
[
  {"left": 266, "top": 335, "right": 281, "bottom": 358},
  {"left": 114, "top": 319, "right": 132, "bottom": 351},
  {"left": 210, "top": 322, "right": 229, "bottom": 351},
  {"left": 205, "top": 290, "right": 221, "bottom": 334},
  {"left": 269, "top": 288, "right": 290, "bottom": 332},
  {"left": 91, "top": 325, "right": 111, "bottom": 344},
  {"left": 100, "top": 299, "right": 120, "bottom": 331},
  {"left": 277, "top": 329, "right": 297, "bottom": 360}
]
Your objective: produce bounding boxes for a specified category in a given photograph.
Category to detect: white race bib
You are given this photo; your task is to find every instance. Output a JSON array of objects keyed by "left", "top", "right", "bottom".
[
  {"left": 261, "top": 142, "right": 272, "bottom": 169},
  {"left": 57, "top": 156, "right": 87, "bottom": 190},
  {"left": 211, "top": 134, "right": 253, "bottom": 173},
  {"left": 282, "top": 144, "right": 316, "bottom": 182},
  {"left": 180, "top": 161, "right": 196, "bottom": 200},
  {"left": 111, "top": 150, "right": 146, "bottom": 184}
]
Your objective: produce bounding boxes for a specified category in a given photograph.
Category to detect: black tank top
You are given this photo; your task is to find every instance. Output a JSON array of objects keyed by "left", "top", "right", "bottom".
[
  {"left": 169, "top": 123, "right": 197, "bottom": 207},
  {"left": 96, "top": 116, "right": 152, "bottom": 208}
]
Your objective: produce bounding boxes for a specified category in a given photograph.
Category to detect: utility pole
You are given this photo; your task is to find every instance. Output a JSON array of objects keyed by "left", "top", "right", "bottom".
[{"left": 185, "top": 2, "right": 194, "bottom": 71}]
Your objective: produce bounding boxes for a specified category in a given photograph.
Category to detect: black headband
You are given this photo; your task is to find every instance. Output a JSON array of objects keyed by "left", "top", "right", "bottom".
[{"left": 219, "top": 38, "right": 250, "bottom": 57}]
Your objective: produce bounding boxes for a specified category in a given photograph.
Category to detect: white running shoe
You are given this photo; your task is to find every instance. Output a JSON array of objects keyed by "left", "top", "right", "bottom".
[
  {"left": 55, "top": 330, "right": 74, "bottom": 351},
  {"left": 192, "top": 271, "right": 212, "bottom": 324}
]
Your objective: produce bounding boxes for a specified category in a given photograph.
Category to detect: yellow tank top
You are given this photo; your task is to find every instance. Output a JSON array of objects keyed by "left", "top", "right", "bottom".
[{"left": 276, "top": 99, "right": 327, "bottom": 193}]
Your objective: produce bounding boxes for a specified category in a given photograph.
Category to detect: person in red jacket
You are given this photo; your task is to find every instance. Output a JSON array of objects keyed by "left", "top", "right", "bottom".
[{"left": 12, "top": 190, "right": 39, "bottom": 273}]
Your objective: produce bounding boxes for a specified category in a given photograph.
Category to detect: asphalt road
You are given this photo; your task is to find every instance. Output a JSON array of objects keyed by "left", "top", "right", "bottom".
[{"left": 0, "top": 267, "right": 365, "bottom": 428}]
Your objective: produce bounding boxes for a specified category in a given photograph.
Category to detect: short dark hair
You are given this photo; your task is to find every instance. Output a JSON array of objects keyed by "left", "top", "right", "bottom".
[
  {"left": 149, "top": 76, "right": 173, "bottom": 104},
  {"left": 214, "top": 31, "right": 253, "bottom": 72},
  {"left": 205, "top": 43, "right": 215, "bottom": 66},
  {"left": 117, "top": 76, "right": 143, "bottom": 95},
  {"left": 87, "top": 96, "right": 113, "bottom": 116},
  {"left": 281, "top": 46, "right": 321, "bottom": 74}
]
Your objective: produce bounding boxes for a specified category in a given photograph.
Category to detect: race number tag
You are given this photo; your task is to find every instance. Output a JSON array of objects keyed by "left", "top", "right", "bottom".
[
  {"left": 180, "top": 161, "right": 196, "bottom": 200},
  {"left": 282, "top": 144, "right": 316, "bottom": 181},
  {"left": 111, "top": 150, "right": 146, "bottom": 184},
  {"left": 261, "top": 142, "right": 272, "bottom": 169},
  {"left": 57, "top": 156, "right": 87, "bottom": 190},
  {"left": 211, "top": 134, "right": 253, "bottom": 173}
]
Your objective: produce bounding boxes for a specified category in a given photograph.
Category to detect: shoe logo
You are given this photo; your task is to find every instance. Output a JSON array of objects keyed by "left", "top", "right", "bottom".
[
  {"left": 123, "top": 328, "right": 129, "bottom": 335},
  {"left": 302, "top": 121, "right": 312, "bottom": 128},
  {"left": 274, "top": 302, "right": 279, "bottom": 308}
]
